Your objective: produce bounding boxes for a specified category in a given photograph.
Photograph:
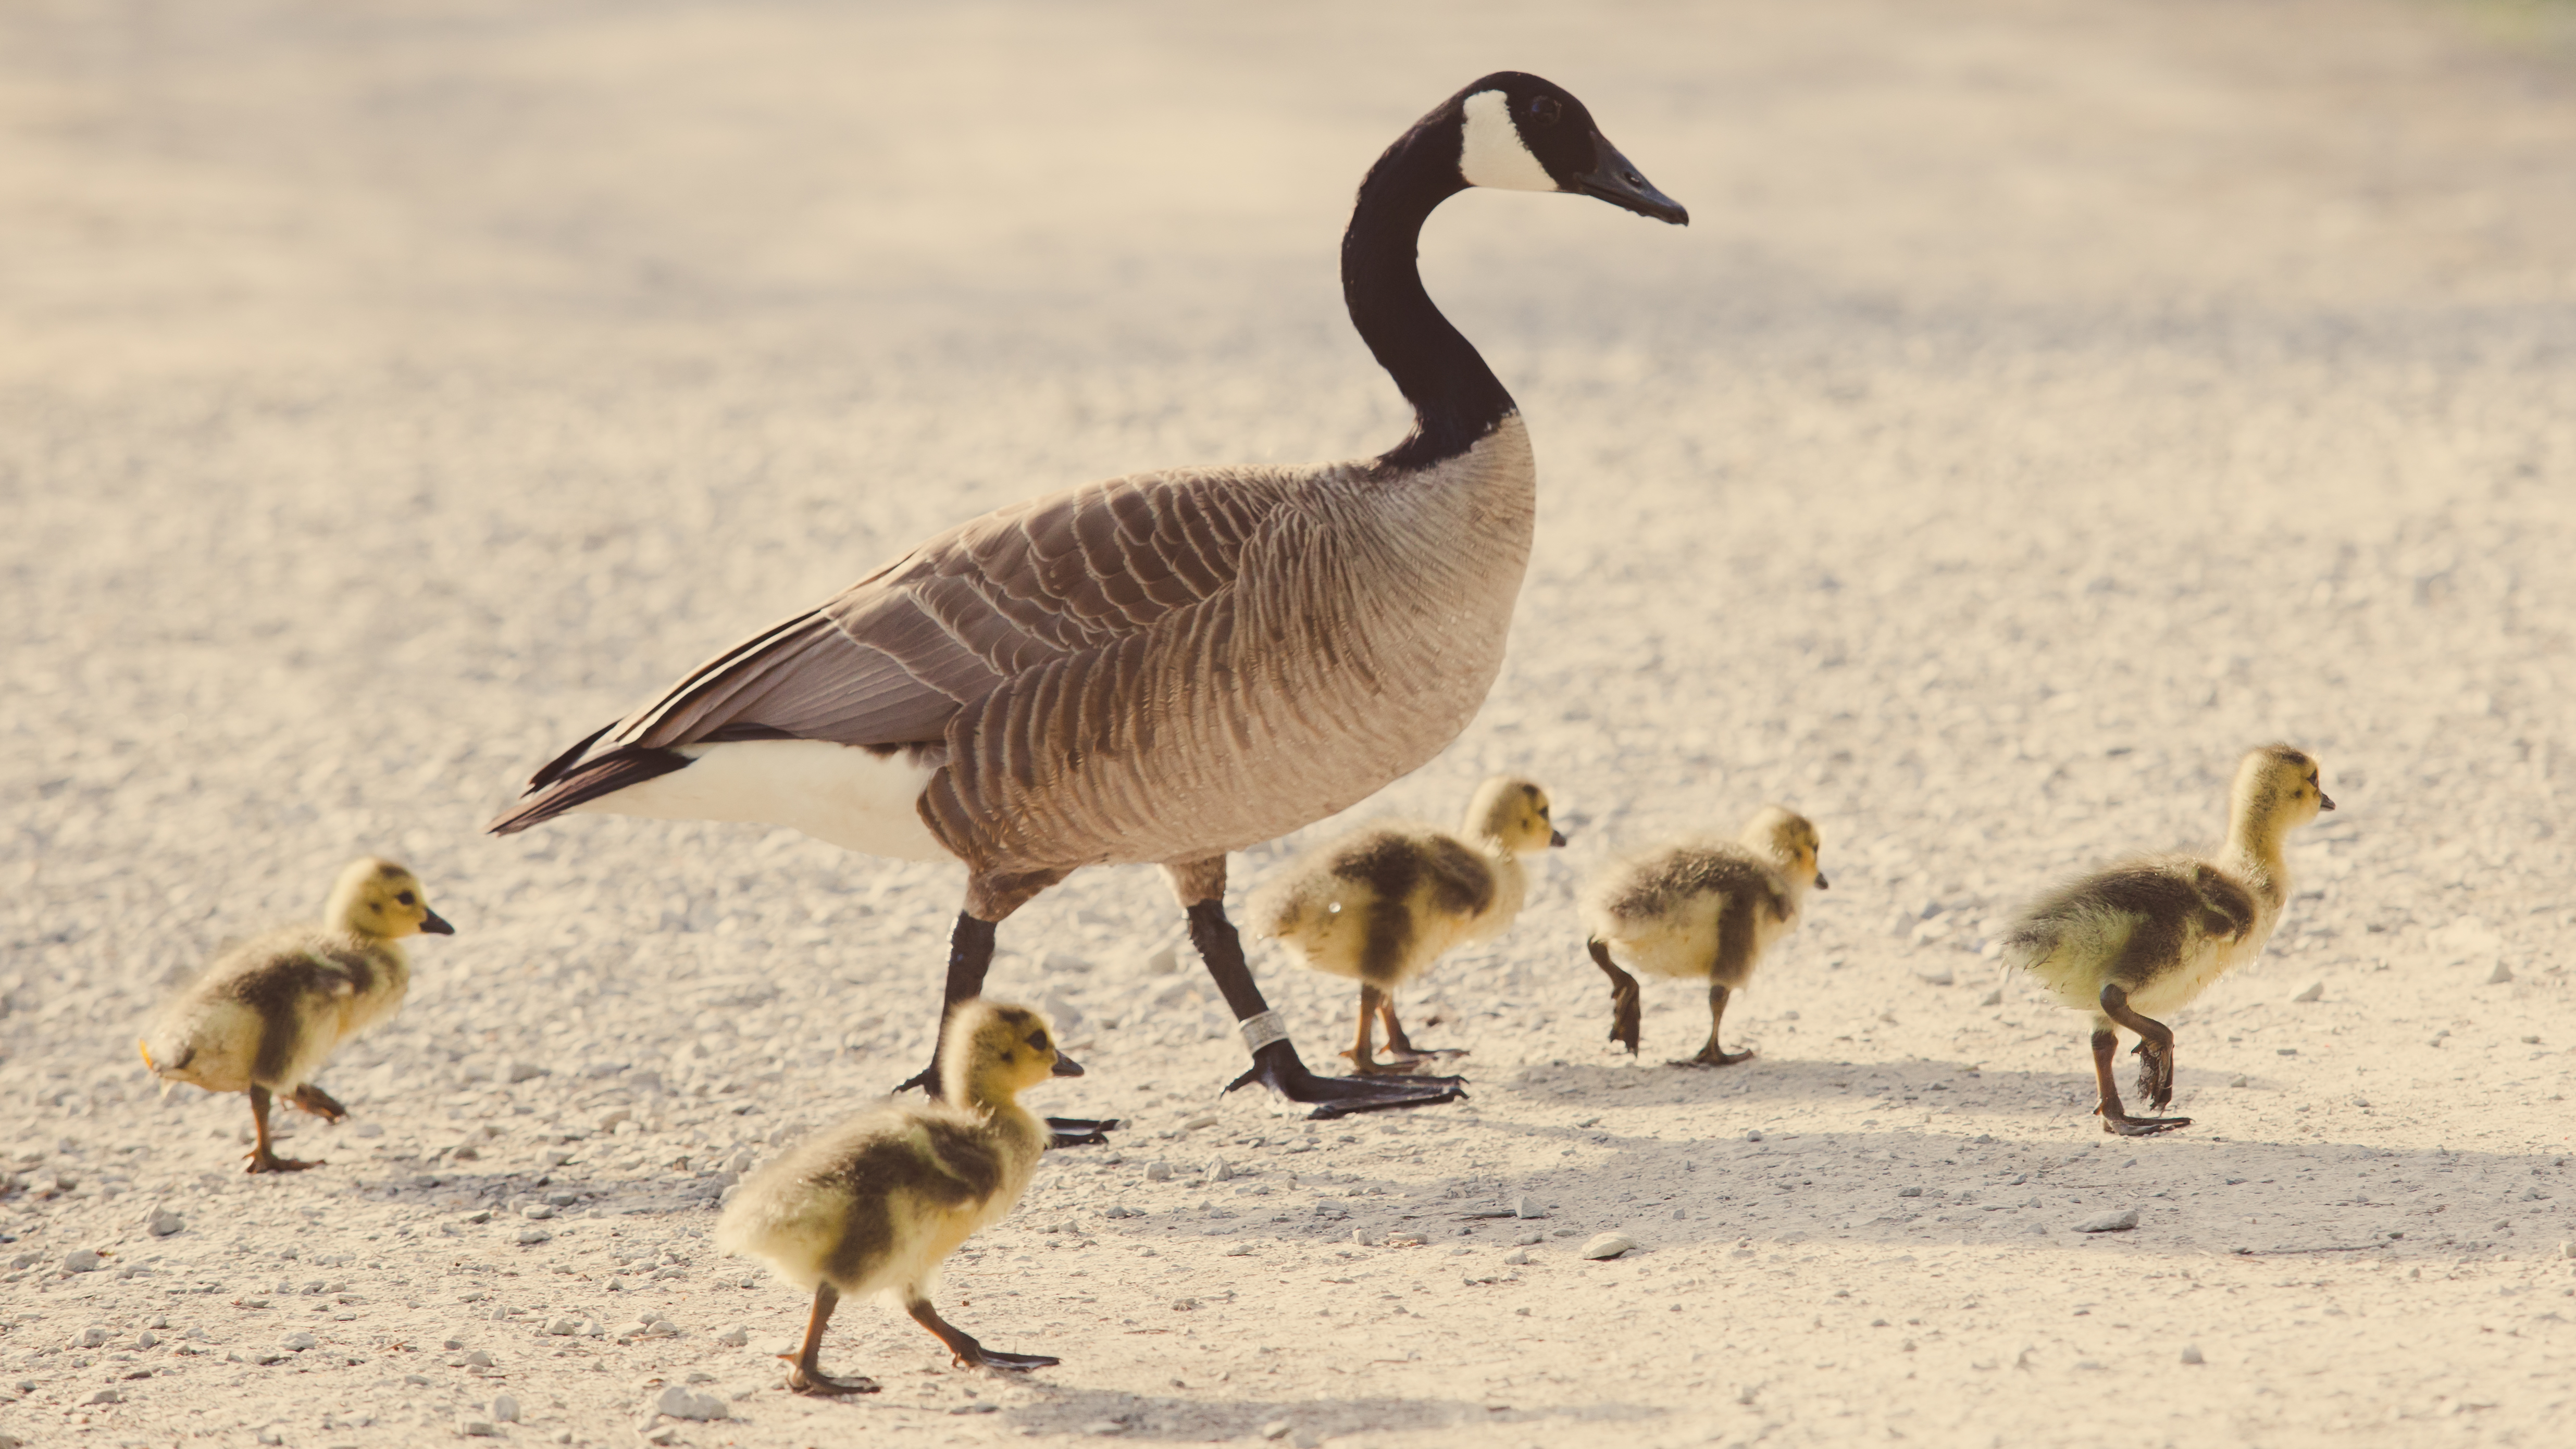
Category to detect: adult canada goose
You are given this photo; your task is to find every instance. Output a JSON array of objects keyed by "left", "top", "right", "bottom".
[
  {"left": 2001, "top": 744, "right": 2334, "bottom": 1136},
  {"left": 1247, "top": 775, "right": 1564, "bottom": 1073},
  {"left": 715, "top": 999, "right": 1078, "bottom": 1394},
  {"left": 1578, "top": 807, "right": 1824, "bottom": 1065},
  {"left": 488, "top": 73, "right": 1687, "bottom": 1128},
  {"left": 138, "top": 857, "right": 455, "bottom": 1172}
]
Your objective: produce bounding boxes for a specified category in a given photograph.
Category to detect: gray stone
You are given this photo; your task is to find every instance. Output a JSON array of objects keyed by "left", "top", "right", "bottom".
[
  {"left": 1578, "top": 1232, "right": 1637, "bottom": 1260},
  {"left": 60, "top": 1249, "right": 101, "bottom": 1273},
  {"left": 654, "top": 1384, "right": 727, "bottom": 1421},
  {"left": 2074, "top": 1208, "right": 2141, "bottom": 1233},
  {"left": 146, "top": 1207, "right": 184, "bottom": 1236}
]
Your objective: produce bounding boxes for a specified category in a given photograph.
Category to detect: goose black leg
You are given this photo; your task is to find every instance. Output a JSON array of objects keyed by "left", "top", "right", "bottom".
[
  {"left": 2088, "top": 1004, "right": 2189, "bottom": 1135},
  {"left": 906, "top": 1295, "right": 1059, "bottom": 1371},
  {"left": 1195, "top": 901, "right": 1465, "bottom": 1117},
  {"left": 244, "top": 1085, "right": 322, "bottom": 1174},
  {"left": 285, "top": 1083, "right": 349, "bottom": 1122},
  {"left": 2101, "top": 982, "right": 2181, "bottom": 1110},
  {"left": 781, "top": 1284, "right": 880, "bottom": 1395},
  {"left": 893, "top": 914, "right": 1118, "bottom": 1147},
  {"left": 1589, "top": 938, "right": 1641, "bottom": 1055},
  {"left": 1676, "top": 982, "right": 1754, "bottom": 1068}
]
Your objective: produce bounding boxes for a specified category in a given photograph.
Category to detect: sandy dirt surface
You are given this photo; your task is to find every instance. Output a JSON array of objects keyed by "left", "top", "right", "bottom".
[{"left": 6, "top": 2, "right": 2576, "bottom": 1445}]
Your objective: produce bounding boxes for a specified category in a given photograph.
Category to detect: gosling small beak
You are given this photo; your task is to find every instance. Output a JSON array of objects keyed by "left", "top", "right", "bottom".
[
  {"left": 419, "top": 908, "right": 456, "bottom": 935},
  {"left": 1549, "top": 829, "right": 1569, "bottom": 848},
  {"left": 1051, "top": 1052, "right": 1085, "bottom": 1078},
  {"left": 2318, "top": 792, "right": 2336, "bottom": 811},
  {"left": 1813, "top": 871, "right": 1832, "bottom": 890}
]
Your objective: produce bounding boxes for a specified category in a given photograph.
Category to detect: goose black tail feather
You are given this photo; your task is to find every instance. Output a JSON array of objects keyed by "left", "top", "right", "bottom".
[
  {"left": 526, "top": 720, "right": 617, "bottom": 791},
  {"left": 486, "top": 745, "right": 693, "bottom": 835}
]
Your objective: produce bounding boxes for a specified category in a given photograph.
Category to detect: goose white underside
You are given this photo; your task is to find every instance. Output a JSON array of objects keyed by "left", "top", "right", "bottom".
[{"left": 573, "top": 739, "right": 950, "bottom": 862}]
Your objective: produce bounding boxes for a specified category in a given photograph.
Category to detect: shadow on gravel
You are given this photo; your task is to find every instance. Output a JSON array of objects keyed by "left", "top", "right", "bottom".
[{"left": 972, "top": 1386, "right": 1664, "bottom": 1441}]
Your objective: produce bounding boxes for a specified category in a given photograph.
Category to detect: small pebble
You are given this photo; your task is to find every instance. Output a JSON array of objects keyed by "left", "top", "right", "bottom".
[
  {"left": 146, "top": 1208, "right": 184, "bottom": 1237},
  {"left": 61, "top": 1249, "right": 102, "bottom": 1274},
  {"left": 1513, "top": 1195, "right": 1544, "bottom": 1219},
  {"left": 715, "top": 1326, "right": 748, "bottom": 1346},
  {"left": 90, "top": 1387, "right": 121, "bottom": 1405},
  {"left": 2488, "top": 961, "right": 2515, "bottom": 985},
  {"left": 493, "top": 1393, "right": 520, "bottom": 1423},
  {"left": 1578, "top": 1232, "right": 1637, "bottom": 1260},
  {"left": 281, "top": 1332, "right": 318, "bottom": 1351},
  {"left": 522, "top": 1204, "right": 555, "bottom": 1221},
  {"left": 2074, "top": 1209, "right": 2141, "bottom": 1233},
  {"left": 2291, "top": 982, "right": 2322, "bottom": 1003},
  {"left": 2180, "top": 1345, "right": 2205, "bottom": 1365},
  {"left": 1207, "top": 1157, "right": 1234, "bottom": 1182},
  {"left": 77, "top": 1327, "right": 107, "bottom": 1348},
  {"left": 518, "top": 1228, "right": 553, "bottom": 1246},
  {"left": 1502, "top": 1250, "right": 1531, "bottom": 1266},
  {"left": 1145, "top": 1161, "right": 1172, "bottom": 1182},
  {"left": 1745, "top": 1130, "right": 1763, "bottom": 1142}
]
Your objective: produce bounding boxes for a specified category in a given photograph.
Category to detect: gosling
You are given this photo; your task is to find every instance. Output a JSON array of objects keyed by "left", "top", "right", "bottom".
[
  {"left": 1247, "top": 775, "right": 1564, "bottom": 1075},
  {"left": 139, "top": 857, "right": 454, "bottom": 1172},
  {"left": 1578, "top": 807, "right": 1826, "bottom": 1066},
  {"left": 2002, "top": 744, "right": 2334, "bottom": 1136},
  {"left": 716, "top": 999, "right": 1080, "bottom": 1394}
]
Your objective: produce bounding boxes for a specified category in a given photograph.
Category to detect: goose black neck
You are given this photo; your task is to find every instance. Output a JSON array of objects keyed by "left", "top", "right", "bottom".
[{"left": 1343, "top": 116, "right": 1515, "bottom": 471}]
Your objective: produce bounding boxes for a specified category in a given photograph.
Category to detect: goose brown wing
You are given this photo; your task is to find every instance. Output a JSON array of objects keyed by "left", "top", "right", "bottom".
[{"left": 487, "top": 467, "right": 1278, "bottom": 833}]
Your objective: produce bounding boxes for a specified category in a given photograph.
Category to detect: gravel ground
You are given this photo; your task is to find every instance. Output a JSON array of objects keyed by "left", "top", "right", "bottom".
[{"left": 5, "top": 2, "right": 2576, "bottom": 1446}]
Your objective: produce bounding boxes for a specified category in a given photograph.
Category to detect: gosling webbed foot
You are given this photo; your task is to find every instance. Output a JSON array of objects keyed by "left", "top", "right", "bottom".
[
  {"left": 1227, "top": 1044, "right": 1465, "bottom": 1119},
  {"left": 2131, "top": 1038, "right": 2177, "bottom": 1109},
  {"left": 2097, "top": 1108, "right": 2192, "bottom": 1137},
  {"left": 1672, "top": 1045, "right": 1755, "bottom": 1069},
  {"left": 780, "top": 1359, "right": 881, "bottom": 1396},
  {"left": 245, "top": 1147, "right": 323, "bottom": 1174},
  {"left": 285, "top": 1084, "right": 349, "bottom": 1122},
  {"left": 1045, "top": 1117, "right": 1120, "bottom": 1148},
  {"left": 962, "top": 1346, "right": 1061, "bottom": 1371},
  {"left": 1588, "top": 939, "right": 1641, "bottom": 1054}
]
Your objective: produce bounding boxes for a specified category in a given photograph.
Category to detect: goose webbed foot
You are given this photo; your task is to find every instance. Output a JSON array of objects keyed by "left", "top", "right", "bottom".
[
  {"left": 1672, "top": 1044, "right": 1754, "bottom": 1069},
  {"left": 1044, "top": 1117, "right": 1120, "bottom": 1148},
  {"left": 782, "top": 1363, "right": 881, "bottom": 1396},
  {"left": 285, "top": 1084, "right": 349, "bottom": 1122},
  {"left": 1229, "top": 1043, "right": 1465, "bottom": 1118},
  {"left": 245, "top": 1146, "right": 323, "bottom": 1173}
]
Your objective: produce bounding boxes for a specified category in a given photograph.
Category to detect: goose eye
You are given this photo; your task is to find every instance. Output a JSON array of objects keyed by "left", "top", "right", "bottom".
[
  {"left": 1526, "top": 95, "right": 1561, "bottom": 127},
  {"left": 397, "top": 891, "right": 417, "bottom": 906}
]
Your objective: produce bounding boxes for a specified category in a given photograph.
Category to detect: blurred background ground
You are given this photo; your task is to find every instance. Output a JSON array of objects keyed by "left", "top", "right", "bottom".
[{"left": 4, "top": 3, "right": 2575, "bottom": 1446}]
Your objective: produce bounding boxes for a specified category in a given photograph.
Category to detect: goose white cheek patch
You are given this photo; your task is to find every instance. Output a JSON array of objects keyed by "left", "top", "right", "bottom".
[{"left": 1458, "top": 90, "right": 1557, "bottom": 192}]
